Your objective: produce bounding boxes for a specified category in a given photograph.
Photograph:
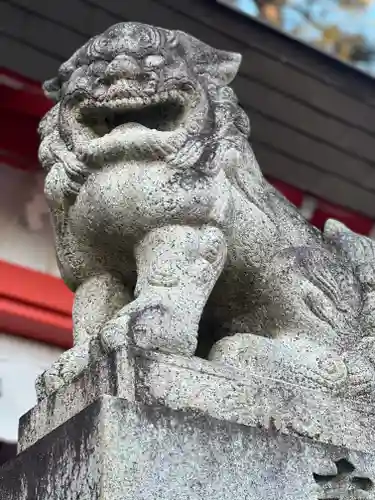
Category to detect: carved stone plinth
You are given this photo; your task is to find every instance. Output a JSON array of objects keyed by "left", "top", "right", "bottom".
[
  {"left": 0, "top": 346, "right": 374, "bottom": 499},
  {"left": 2, "top": 394, "right": 375, "bottom": 500}
]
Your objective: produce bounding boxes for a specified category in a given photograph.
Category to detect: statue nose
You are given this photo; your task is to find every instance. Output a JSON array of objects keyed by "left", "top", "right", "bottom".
[{"left": 105, "top": 55, "right": 140, "bottom": 78}]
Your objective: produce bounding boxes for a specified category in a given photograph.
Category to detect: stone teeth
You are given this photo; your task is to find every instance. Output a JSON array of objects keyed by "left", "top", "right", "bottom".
[{"left": 81, "top": 88, "right": 186, "bottom": 112}]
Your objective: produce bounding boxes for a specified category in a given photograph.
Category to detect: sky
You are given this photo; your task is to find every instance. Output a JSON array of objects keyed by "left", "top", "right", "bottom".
[{"left": 225, "top": 0, "right": 375, "bottom": 76}]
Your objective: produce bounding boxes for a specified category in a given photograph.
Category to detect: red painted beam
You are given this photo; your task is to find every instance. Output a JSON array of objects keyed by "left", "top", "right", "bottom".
[
  {"left": 0, "top": 81, "right": 52, "bottom": 118},
  {"left": 0, "top": 68, "right": 47, "bottom": 91},
  {"left": 0, "top": 297, "right": 73, "bottom": 349},
  {"left": 0, "top": 67, "right": 52, "bottom": 118},
  {"left": 0, "top": 261, "right": 73, "bottom": 348},
  {"left": 0, "top": 261, "right": 73, "bottom": 316},
  {"left": 0, "top": 110, "right": 40, "bottom": 169},
  {"left": 0, "top": 68, "right": 52, "bottom": 171},
  {"left": 269, "top": 178, "right": 304, "bottom": 208},
  {"left": 310, "top": 199, "right": 374, "bottom": 235}
]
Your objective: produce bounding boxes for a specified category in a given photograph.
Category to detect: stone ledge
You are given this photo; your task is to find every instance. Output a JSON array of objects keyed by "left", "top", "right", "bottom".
[{"left": 19, "top": 345, "right": 375, "bottom": 454}]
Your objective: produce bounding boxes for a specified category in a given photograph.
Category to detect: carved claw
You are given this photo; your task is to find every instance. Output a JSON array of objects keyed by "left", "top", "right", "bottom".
[
  {"left": 100, "top": 314, "right": 132, "bottom": 354},
  {"left": 339, "top": 338, "right": 375, "bottom": 398},
  {"left": 344, "top": 353, "right": 375, "bottom": 398},
  {"left": 36, "top": 338, "right": 102, "bottom": 401},
  {"left": 165, "top": 138, "right": 203, "bottom": 169},
  {"left": 358, "top": 336, "right": 375, "bottom": 366},
  {"left": 99, "top": 295, "right": 173, "bottom": 353},
  {"left": 99, "top": 292, "right": 198, "bottom": 356}
]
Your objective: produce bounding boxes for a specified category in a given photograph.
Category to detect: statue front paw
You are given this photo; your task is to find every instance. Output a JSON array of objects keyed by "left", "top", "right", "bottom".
[
  {"left": 36, "top": 338, "right": 102, "bottom": 401},
  {"left": 99, "top": 294, "right": 197, "bottom": 356}
]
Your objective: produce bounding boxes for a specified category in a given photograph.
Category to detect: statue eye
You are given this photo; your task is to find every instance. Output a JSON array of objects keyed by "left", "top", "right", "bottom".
[{"left": 144, "top": 54, "right": 164, "bottom": 68}]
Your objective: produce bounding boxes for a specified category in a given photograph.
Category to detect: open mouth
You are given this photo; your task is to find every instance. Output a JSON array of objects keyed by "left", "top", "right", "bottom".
[
  {"left": 79, "top": 90, "right": 188, "bottom": 138},
  {"left": 71, "top": 88, "right": 192, "bottom": 162}
]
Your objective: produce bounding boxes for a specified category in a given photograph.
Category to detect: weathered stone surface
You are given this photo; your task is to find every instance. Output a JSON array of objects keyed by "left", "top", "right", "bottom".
[
  {"left": 37, "top": 21, "right": 375, "bottom": 404},
  {"left": 4, "top": 396, "right": 375, "bottom": 500},
  {"left": 19, "top": 344, "right": 375, "bottom": 455}
]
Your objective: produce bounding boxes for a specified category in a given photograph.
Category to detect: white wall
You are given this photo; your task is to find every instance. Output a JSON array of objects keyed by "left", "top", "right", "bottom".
[
  {"left": 0, "top": 166, "right": 65, "bottom": 441},
  {"left": 0, "top": 334, "right": 62, "bottom": 442},
  {"left": 0, "top": 163, "right": 59, "bottom": 276}
]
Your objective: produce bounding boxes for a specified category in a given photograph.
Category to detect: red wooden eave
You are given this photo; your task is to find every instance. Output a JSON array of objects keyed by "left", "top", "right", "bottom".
[
  {"left": 0, "top": 67, "right": 52, "bottom": 172},
  {"left": 0, "top": 261, "right": 73, "bottom": 349}
]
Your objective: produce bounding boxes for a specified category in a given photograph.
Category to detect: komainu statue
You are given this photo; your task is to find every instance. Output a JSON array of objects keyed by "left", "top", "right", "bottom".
[{"left": 38, "top": 22, "right": 375, "bottom": 400}]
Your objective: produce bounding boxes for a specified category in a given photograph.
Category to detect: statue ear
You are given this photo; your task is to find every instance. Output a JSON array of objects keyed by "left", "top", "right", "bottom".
[
  {"left": 176, "top": 31, "right": 241, "bottom": 86},
  {"left": 43, "top": 77, "right": 62, "bottom": 102},
  {"left": 207, "top": 50, "right": 242, "bottom": 86},
  {"left": 195, "top": 49, "right": 242, "bottom": 86}
]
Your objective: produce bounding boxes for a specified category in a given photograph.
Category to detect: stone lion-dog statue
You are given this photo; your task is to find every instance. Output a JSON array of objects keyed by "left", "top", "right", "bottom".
[{"left": 37, "top": 22, "right": 375, "bottom": 401}]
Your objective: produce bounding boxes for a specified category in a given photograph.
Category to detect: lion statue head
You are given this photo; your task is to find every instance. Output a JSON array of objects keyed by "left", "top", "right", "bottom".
[{"left": 38, "top": 22, "right": 253, "bottom": 207}]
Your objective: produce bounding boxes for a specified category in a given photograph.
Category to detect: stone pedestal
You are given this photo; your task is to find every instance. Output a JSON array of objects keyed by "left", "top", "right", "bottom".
[{"left": 2, "top": 346, "right": 375, "bottom": 499}]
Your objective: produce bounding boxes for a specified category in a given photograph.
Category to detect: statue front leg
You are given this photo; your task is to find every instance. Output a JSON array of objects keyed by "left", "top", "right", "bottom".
[
  {"left": 101, "top": 225, "right": 227, "bottom": 356},
  {"left": 72, "top": 273, "right": 132, "bottom": 344},
  {"left": 36, "top": 273, "right": 131, "bottom": 400}
]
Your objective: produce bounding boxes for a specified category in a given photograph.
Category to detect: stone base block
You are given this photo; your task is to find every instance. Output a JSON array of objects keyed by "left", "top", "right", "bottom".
[
  {"left": 2, "top": 395, "right": 375, "bottom": 499},
  {"left": 18, "top": 346, "right": 375, "bottom": 454}
]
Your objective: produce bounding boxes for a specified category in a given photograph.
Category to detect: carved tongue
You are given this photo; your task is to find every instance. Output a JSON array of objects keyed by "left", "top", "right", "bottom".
[{"left": 109, "top": 122, "right": 149, "bottom": 135}]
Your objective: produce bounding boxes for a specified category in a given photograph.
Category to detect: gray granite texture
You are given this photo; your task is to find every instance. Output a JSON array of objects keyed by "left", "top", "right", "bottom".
[
  {"left": 4, "top": 395, "right": 375, "bottom": 500},
  {"left": 37, "top": 21, "right": 375, "bottom": 402},
  {"left": 19, "top": 344, "right": 375, "bottom": 455}
]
